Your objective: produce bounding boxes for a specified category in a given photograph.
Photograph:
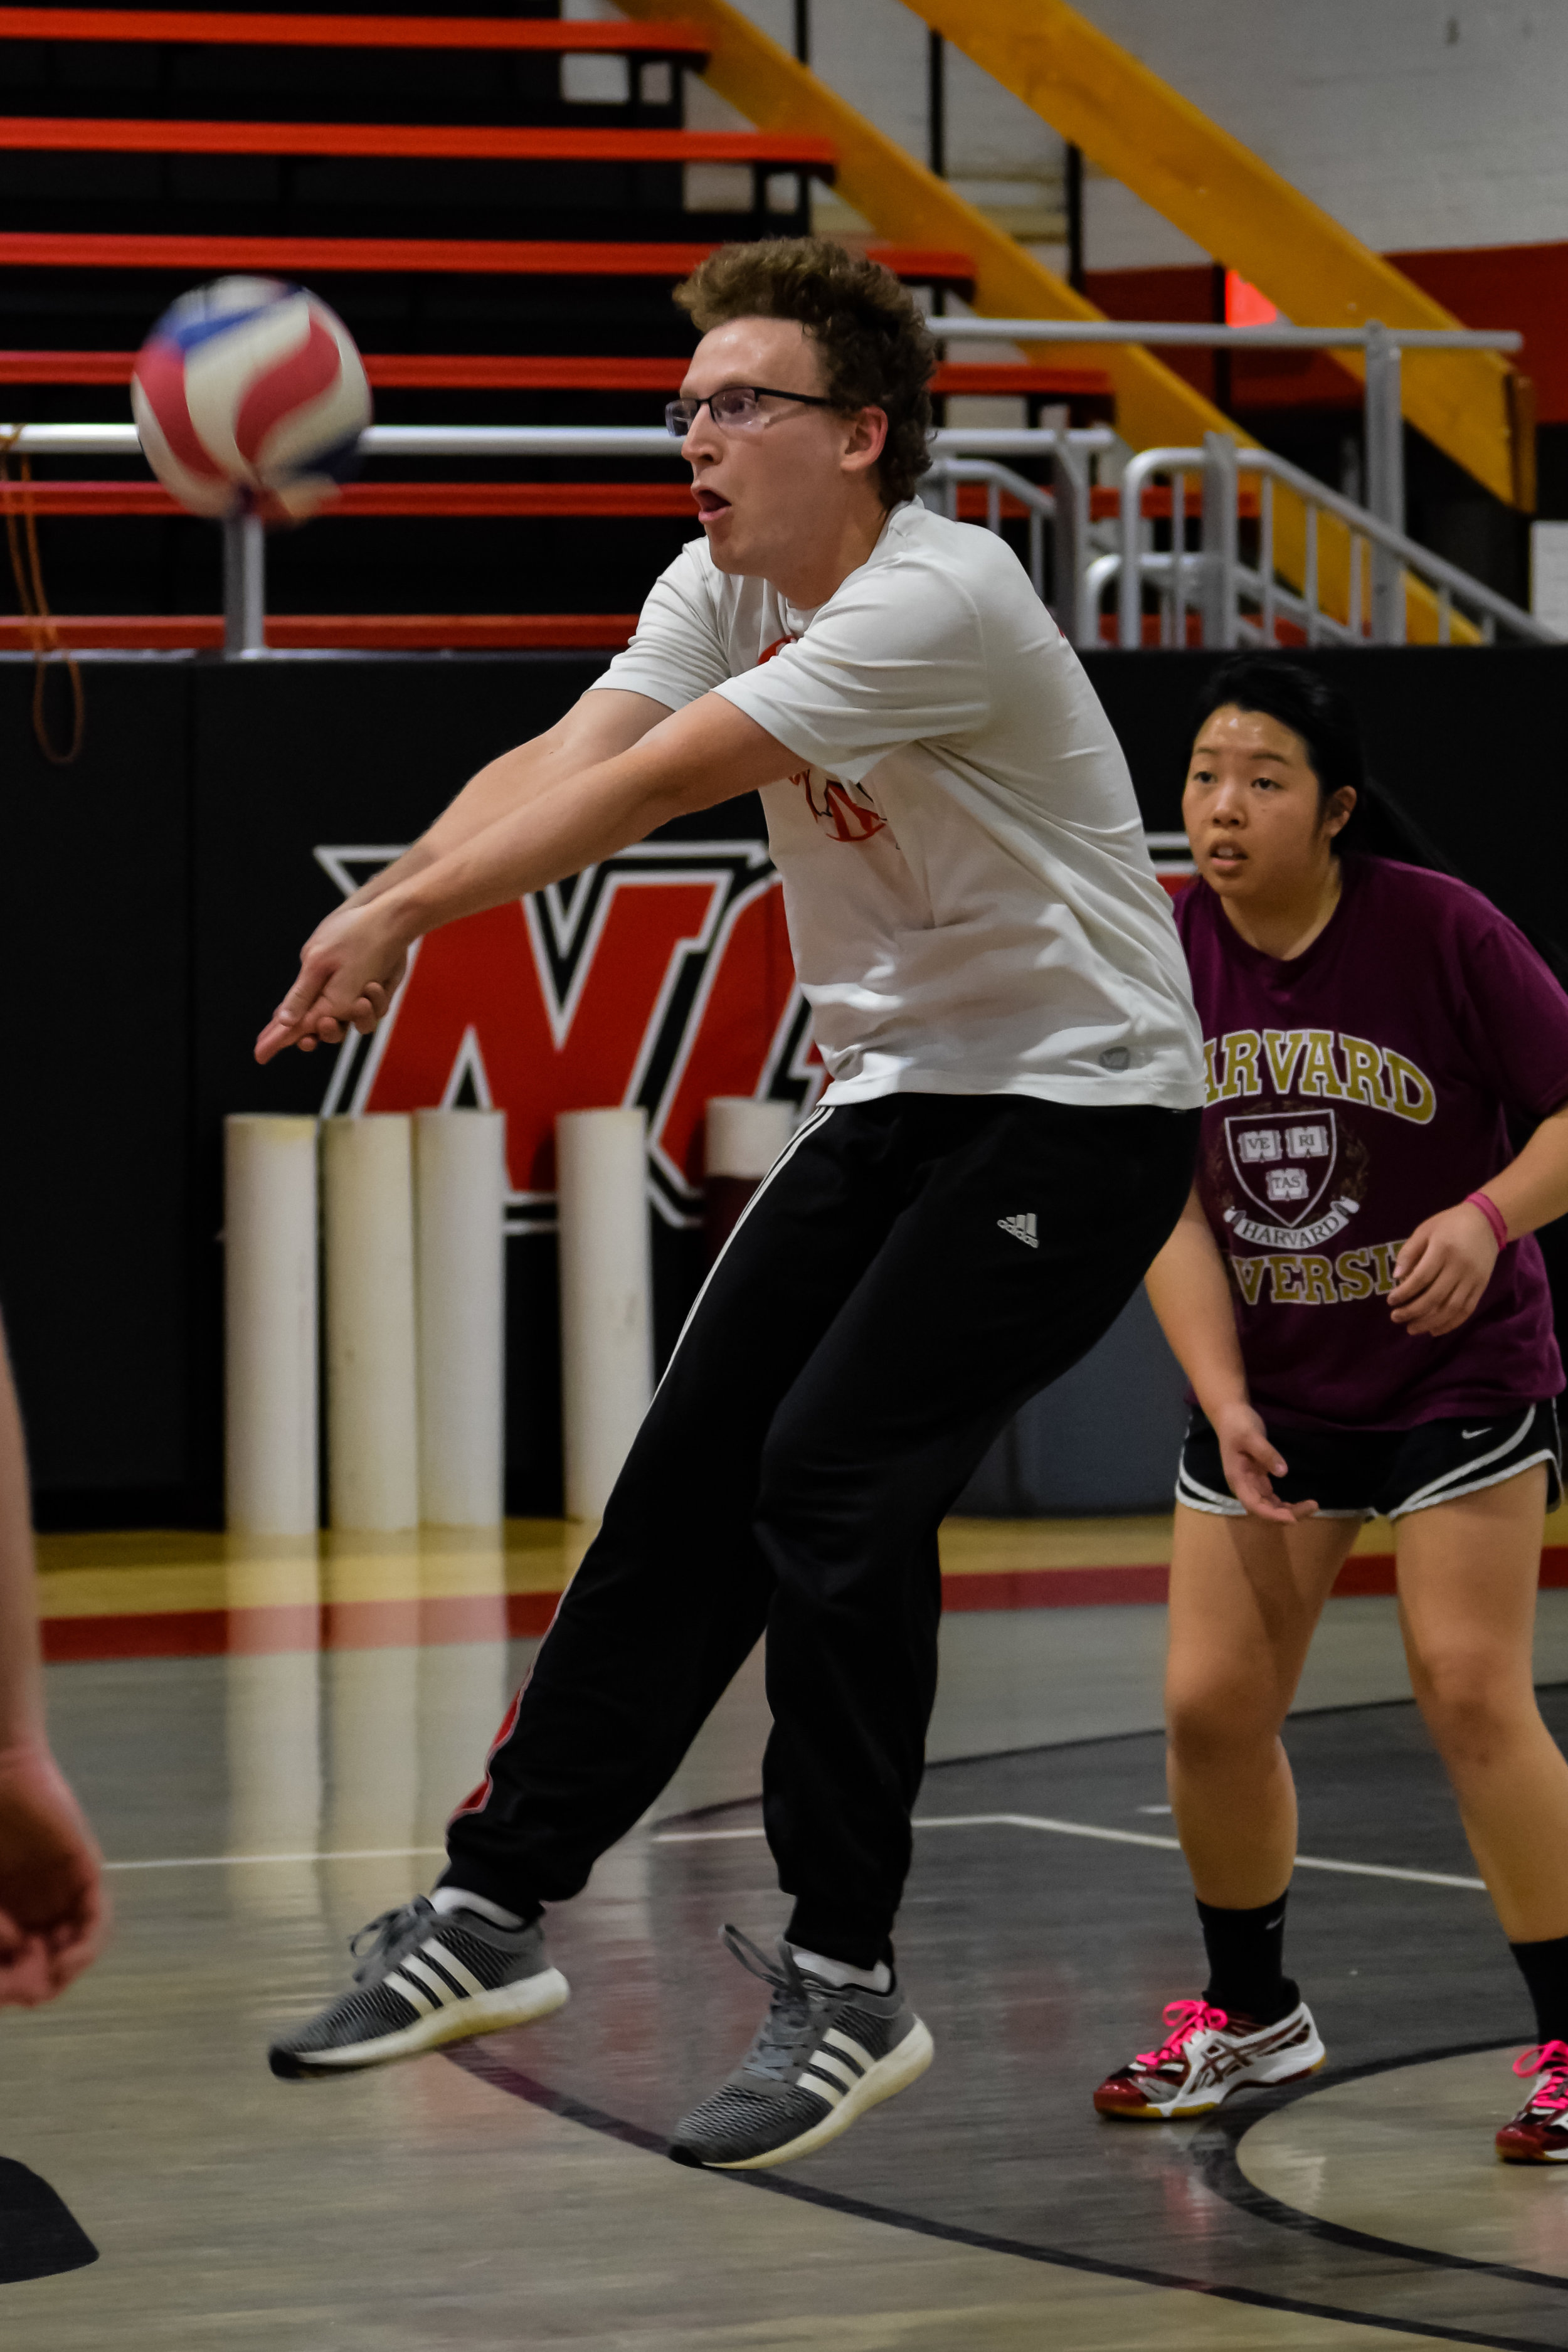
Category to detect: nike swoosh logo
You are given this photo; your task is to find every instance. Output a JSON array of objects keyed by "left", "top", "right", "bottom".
[{"left": 1462, "top": 1427, "right": 1490, "bottom": 1439}]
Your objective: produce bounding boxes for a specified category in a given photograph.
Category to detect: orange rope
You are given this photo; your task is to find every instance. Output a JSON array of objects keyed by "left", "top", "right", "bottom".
[{"left": 0, "top": 437, "right": 85, "bottom": 766}]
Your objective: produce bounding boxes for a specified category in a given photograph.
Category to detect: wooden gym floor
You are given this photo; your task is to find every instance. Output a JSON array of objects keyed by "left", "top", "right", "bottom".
[{"left": 8, "top": 1510, "right": 1568, "bottom": 2348}]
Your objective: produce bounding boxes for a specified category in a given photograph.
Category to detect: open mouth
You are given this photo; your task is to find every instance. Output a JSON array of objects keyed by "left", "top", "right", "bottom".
[
  {"left": 693, "top": 487, "right": 731, "bottom": 517},
  {"left": 1205, "top": 842, "right": 1247, "bottom": 869}
]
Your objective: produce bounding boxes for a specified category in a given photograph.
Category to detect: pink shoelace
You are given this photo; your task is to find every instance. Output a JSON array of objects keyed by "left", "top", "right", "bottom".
[
  {"left": 1136, "top": 1999, "right": 1231, "bottom": 2070},
  {"left": 1514, "top": 2040, "right": 1568, "bottom": 2109}
]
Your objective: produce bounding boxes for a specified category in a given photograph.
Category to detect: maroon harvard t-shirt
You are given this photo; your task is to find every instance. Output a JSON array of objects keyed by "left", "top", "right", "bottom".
[{"left": 1175, "top": 856, "right": 1568, "bottom": 1431}]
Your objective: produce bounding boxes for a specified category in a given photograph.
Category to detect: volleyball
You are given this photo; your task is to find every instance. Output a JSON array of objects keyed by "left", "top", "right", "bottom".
[{"left": 131, "top": 276, "right": 372, "bottom": 522}]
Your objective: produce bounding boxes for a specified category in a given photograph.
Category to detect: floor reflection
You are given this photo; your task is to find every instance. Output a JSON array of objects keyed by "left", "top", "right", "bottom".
[
  {"left": 216, "top": 1537, "right": 515, "bottom": 1930},
  {"left": 1239, "top": 2045, "right": 1568, "bottom": 2278},
  {"left": 21, "top": 1591, "right": 1568, "bottom": 2348}
]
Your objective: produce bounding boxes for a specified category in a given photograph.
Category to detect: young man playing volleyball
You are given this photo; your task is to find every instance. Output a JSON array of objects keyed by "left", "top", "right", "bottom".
[{"left": 258, "top": 238, "right": 1204, "bottom": 2170}]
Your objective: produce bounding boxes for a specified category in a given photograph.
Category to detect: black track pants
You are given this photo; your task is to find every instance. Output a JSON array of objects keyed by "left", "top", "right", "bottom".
[{"left": 443, "top": 1092, "right": 1197, "bottom": 1963}]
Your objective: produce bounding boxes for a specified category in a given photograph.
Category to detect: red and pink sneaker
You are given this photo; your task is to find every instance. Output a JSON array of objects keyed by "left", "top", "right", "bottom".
[
  {"left": 1497, "top": 2042, "right": 1568, "bottom": 2162},
  {"left": 1094, "top": 1996, "right": 1326, "bottom": 2121}
]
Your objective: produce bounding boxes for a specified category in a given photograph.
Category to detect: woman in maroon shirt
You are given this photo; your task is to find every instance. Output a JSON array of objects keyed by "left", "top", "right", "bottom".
[{"left": 1093, "top": 653, "right": 1568, "bottom": 2162}]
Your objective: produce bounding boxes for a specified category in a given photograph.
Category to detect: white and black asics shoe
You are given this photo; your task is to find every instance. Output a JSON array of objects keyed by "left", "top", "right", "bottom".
[
  {"left": 1497, "top": 2040, "right": 1568, "bottom": 2162},
  {"left": 268, "top": 1897, "right": 568, "bottom": 2080},
  {"left": 668, "top": 1927, "right": 934, "bottom": 2171},
  {"left": 1093, "top": 1995, "right": 1325, "bottom": 2120}
]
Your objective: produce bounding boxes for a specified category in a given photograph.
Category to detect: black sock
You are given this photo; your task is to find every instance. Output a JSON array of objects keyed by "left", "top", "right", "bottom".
[
  {"left": 1510, "top": 1934, "right": 1568, "bottom": 2046},
  {"left": 1197, "top": 1890, "right": 1297, "bottom": 2025}
]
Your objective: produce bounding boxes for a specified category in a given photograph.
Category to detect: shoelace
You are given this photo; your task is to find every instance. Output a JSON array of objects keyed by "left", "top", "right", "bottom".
[
  {"left": 720, "top": 1924, "right": 818, "bottom": 2084},
  {"left": 349, "top": 1900, "right": 428, "bottom": 1982},
  {"left": 1514, "top": 2039, "right": 1568, "bottom": 2109},
  {"left": 1135, "top": 1998, "right": 1231, "bottom": 2071}
]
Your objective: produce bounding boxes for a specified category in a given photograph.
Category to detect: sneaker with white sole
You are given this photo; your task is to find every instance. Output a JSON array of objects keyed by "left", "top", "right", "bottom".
[
  {"left": 1093, "top": 1994, "right": 1325, "bottom": 2120},
  {"left": 667, "top": 1927, "right": 933, "bottom": 2172},
  {"left": 1497, "top": 2041, "right": 1568, "bottom": 2161},
  {"left": 268, "top": 1897, "right": 568, "bottom": 2080}
]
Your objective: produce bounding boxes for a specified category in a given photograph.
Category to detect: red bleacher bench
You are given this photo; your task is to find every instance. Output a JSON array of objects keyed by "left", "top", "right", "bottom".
[
  {"left": 0, "top": 614, "right": 642, "bottom": 650},
  {"left": 0, "top": 9, "right": 712, "bottom": 54},
  {"left": 0, "top": 351, "right": 1113, "bottom": 398},
  {"left": 0, "top": 482, "right": 698, "bottom": 517},
  {"left": 0, "top": 233, "right": 975, "bottom": 293},
  {"left": 0, "top": 118, "right": 838, "bottom": 168},
  {"left": 0, "top": 481, "right": 1118, "bottom": 522}
]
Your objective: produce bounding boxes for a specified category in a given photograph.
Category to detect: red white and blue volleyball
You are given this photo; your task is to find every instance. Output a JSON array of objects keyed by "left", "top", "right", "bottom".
[{"left": 132, "top": 276, "right": 372, "bottom": 521}]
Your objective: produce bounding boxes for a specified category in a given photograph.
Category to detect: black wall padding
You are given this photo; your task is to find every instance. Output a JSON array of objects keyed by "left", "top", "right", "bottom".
[{"left": 2, "top": 645, "right": 1563, "bottom": 1527}]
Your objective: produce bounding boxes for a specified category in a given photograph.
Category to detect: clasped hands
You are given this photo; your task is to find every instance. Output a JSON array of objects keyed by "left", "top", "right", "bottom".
[{"left": 255, "top": 898, "right": 411, "bottom": 1065}]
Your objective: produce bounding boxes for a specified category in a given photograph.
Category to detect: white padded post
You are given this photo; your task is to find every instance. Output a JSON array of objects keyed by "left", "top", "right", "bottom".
[
  {"left": 224, "top": 1113, "right": 319, "bottom": 1537},
  {"left": 322, "top": 1114, "right": 420, "bottom": 1532},
  {"left": 555, "top": 1107, "right": 652, "bottom": 1520},
  {"left": 702, "top": 1096, "right": 797, "bottom": 1262},
  {"left": 415, "top": 1108, "right": 507, "bottom": 1528},
  {"left": 704, "top": 1096, "right": 797, "bottom": 1180}
]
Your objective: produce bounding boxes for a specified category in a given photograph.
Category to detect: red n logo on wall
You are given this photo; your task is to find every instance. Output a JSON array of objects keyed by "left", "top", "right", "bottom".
[{"left": 315, "top": 842, "right": 818, "bottom": 1229}]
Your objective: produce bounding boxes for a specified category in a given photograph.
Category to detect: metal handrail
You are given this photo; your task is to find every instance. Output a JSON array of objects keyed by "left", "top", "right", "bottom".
[
  {"left": 923, "top": 456, "right": 1051, "bottom": 603},
  {"left": 1247, "top": 446, "right": 1542, "bottom": 629},
  {"left": 921, "top": 318, "right": 1520, "bottom": 352},
  {"left": 1109, "top": 437, "right": 1556, "bottom": 649},
  {"left": 924, "top": 315, "right": 1522, "bottom": 563},
  {"left": 1118, "top": 447, "right": 1200, "bottom": 651},
  {"left": 0, "top": 421, "right": 1114, "bottom": 460},
  {"left": 4, "top": 416, "right": 1553, "bottom": 655},
  {"left": 0, "top": 421, "right": 1109, "bottom": 654}
]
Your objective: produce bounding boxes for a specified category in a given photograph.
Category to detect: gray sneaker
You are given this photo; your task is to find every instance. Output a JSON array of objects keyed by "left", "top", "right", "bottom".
[
  {"left": 268, "top": 1897, "right": 568, "bottom": 2080},
  {"left": 668, "top": 1927, "right": 933, "bottom": 2171}
]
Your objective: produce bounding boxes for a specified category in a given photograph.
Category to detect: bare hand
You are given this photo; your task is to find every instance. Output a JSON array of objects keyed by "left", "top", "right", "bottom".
[
  {"left": 0, "top": 1745, "right": 107, "bottom": 2006},
  {"left": 255, "top": 901, "right": 410, "bottom": 1064},
  {"left": 1213, "top": 1401, "right": 1318, "bottom": 1523},
  {"left": 1389, "top": 1202, "right": 1500, "bottom": 1338}
]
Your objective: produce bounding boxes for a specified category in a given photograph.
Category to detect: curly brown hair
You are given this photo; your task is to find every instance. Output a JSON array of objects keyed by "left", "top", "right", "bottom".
[{"left": 673, "top": 236, "right": 936, "bottom": 508}]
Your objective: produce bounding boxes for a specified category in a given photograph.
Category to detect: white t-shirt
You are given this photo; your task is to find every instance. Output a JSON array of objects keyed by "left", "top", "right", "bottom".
[{"left": 591, "top": 499, "right": 1204, "bottom": 1110}]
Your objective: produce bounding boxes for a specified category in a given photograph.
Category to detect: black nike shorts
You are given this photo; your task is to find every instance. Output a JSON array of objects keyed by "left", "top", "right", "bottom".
[{"left": 1177, "top": 1399, "right": 1562, "bottom": 1522}]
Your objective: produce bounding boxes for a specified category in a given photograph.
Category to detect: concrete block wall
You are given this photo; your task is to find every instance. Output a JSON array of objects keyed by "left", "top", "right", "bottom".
[
  {"left": 712, "top": 0, "right": 1567, "bottom": 268},
  {"left": 1072, "top": 1, "right": 1568, "bottom": 262}
]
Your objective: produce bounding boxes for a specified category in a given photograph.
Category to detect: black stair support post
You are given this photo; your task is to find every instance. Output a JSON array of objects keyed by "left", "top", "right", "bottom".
[
  {"left": 1065, "top": 144, "right": 1084, "bottom": 292},
  {"left": 927, "top": 31, "right": 946, "bottom": 181}
]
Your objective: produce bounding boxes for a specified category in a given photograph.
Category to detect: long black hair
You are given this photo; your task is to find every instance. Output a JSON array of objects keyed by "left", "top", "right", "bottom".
[
  {"left": 1190, "top": 652, "right": 1458, "bottom": 874},
  {"left": 1189, "top": 651, "right": 1568, "bottom": 987}
]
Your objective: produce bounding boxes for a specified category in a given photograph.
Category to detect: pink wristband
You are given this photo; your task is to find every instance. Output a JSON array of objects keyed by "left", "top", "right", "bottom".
[{"left": 1466, "top": 1190, "right": 1508, "bottom": 1251}]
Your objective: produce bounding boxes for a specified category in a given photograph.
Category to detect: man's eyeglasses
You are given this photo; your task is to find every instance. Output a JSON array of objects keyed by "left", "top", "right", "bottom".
[{"left": 665, "top": 385, "right": 838, "bottom": 437}]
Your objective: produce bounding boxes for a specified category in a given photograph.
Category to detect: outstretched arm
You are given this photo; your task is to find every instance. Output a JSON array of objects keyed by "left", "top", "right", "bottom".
[
  {"left": 1144, "top": 1185, "right": 1317, "bottom": 1523},
  {"left": 332, "top": 687, "right": 673, "bottom": 913},
  {"left": 1390, "top": 1096, "right": 1568, "bottom": 1337},
  {"left": 0, "top": 1320, "right": 106, "bottom": 2005},
  {"left": 257, "top": 692, "right": 791, "bottom": 1063},
  {"left": 275, "top": 686, "right": 675, "bottom": 1053}
]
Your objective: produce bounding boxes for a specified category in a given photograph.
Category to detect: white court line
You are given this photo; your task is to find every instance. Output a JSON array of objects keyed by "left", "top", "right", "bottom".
[
  {"left": 652, "top": 1814, "right": 1486, "bottom": 1892},
  {"left": 651, "top": 1827, "right": 766, "bottom": 1843},
  {"left": 102, "top": 1846, "right": 447, "bottom": 1873},
  {"left": 102, "top": 1818, "right": 1488, "bottom": 1895}
]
